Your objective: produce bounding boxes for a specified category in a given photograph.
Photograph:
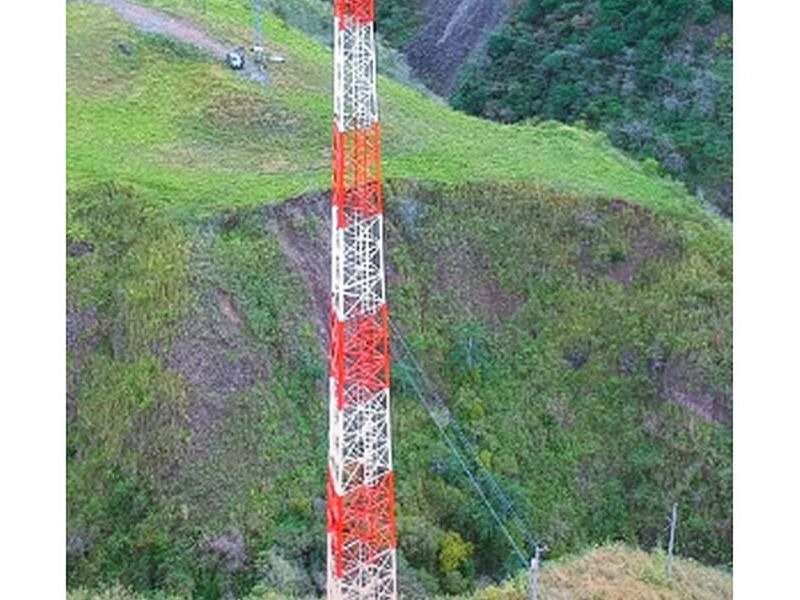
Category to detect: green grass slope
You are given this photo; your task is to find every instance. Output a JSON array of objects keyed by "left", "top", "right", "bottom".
[
  {"left": 68, "top": 1, "right": 708, "bottom": 218},
  {"left": 67, "top": 2, "right": 731, "bottom": 599}
]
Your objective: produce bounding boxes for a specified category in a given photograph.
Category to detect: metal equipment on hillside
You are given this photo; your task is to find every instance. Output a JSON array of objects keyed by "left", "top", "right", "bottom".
[
  {"left": 326, "top": 0, "right": 396, "bottom": 598},
  {"left": 251, "top": 0, "right": 266, "bottom": 69},
  {"left": 226, "top": 46, "right": 246, "bottom": 70}
]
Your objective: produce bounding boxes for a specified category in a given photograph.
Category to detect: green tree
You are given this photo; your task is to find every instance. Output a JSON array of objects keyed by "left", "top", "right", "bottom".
[{"left": 438, "top": 531, "right": 473, "bottom": 573}]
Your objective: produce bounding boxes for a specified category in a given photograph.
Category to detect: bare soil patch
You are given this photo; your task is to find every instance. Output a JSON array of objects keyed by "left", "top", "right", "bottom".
[
  {"left": 164, "top": 289, "right": 267, "bottom": 459},
  {"left": 432, "top": 235, "right": 524, "bottom": 325},
  {"left": 578, "top": 199, "right": 683, "bottom": 290},
  {"left": 66, "top": 302, "right": 102, "bottom": 424},
  {"left": 81, "top": 0, "right": 229, "bottom": 59},
  {"left": 264, "top": 193, "right": 330, "bottom": 346},
  {"left": 661, "top": 355, "right": 732, "bottom": 426}
]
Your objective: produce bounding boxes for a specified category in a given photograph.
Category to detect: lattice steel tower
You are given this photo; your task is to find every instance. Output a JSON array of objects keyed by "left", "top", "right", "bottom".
[{"left": 326, "top": 0, "right": 397, "bottom": 599}]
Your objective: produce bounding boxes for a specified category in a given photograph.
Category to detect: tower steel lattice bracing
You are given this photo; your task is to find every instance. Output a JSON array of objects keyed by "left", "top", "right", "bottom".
[{"left": 327, "top": 1, "right": 397, "bottom": 599}]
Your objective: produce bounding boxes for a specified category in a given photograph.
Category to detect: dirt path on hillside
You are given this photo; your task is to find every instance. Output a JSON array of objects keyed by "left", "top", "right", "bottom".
[{"left": 79, "top": 0, "right": 230, "bottom": 59}]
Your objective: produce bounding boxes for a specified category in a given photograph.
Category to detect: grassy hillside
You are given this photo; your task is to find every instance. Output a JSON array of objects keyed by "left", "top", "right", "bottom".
[
  {"left": 68, "top": 544, "right": 732, "bottom": 600},
  {"left": 67, "top": 2, "right": 731, "bottom": 598},
  {"left": 68, "top": 1, "right": 706, "bottom": 218}
]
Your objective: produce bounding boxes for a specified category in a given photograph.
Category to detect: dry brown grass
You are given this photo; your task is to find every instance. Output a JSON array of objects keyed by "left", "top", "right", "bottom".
[{"left": 466, "top": 544, "right": 731, "bottom": 600}]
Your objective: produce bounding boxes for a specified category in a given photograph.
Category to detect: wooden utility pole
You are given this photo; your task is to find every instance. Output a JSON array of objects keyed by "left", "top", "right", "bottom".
[
  {"left": 667, "top": 502, "right": 678, "bottom": 578},
  {"left": 529, "top": 546, "right": 541, "bottom": 600}
]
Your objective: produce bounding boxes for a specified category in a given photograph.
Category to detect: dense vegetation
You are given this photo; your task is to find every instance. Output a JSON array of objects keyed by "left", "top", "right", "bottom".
[
  {"left": 449, "top": 0, "right": 733, "bottom": 216},
  {"left": 376, "top": 0, "right": 427, "bottom": 48},
  {"left": 68, "top": 544, "right": 732, "bottom": 600},
  {"left": 67, "top": 2, "right": 732, "bottom": 599}
]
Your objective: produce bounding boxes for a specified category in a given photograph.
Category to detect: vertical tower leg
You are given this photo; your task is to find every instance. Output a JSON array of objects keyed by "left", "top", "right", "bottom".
[{"left": 327, "top": 1, "right": 397, "bottom": 599}]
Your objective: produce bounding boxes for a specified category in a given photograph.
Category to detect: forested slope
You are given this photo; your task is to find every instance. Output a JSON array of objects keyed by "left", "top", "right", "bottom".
[{"left": 450, "top": 0, "right": 733, "bottom": 215}]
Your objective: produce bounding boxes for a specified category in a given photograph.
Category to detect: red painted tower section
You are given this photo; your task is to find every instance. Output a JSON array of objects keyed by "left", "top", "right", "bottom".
[{"left": 327, "top": 0, "right": 397, "bottom": 598}]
